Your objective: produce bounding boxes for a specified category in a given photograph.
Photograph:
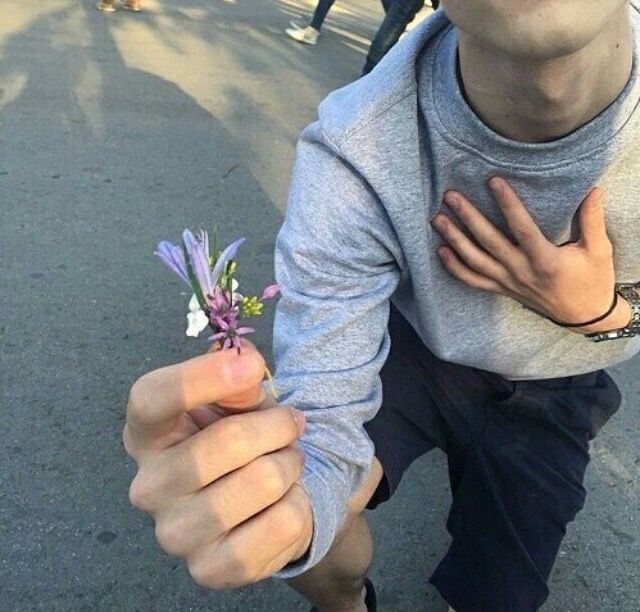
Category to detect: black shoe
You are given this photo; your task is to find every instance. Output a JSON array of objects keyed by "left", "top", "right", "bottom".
[{"left": 309, "top": 577, "right": 377, "bottom": 612}]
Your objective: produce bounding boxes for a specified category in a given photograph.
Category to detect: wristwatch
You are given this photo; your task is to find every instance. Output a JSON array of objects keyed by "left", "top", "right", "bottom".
[{"left": 586, "top": 283, "right": 640, "bottom": 342}]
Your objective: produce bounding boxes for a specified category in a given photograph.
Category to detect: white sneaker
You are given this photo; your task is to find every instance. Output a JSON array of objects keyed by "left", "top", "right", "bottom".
[{"left": 285, "top": 26, "right": 320, "bottom": 45}]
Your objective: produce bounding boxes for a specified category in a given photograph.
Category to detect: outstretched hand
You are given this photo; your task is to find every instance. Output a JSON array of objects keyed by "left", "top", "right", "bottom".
[
  {"left": 431, "top": 178, "right": 630, "bottom": 333},
  {"left": 123, "top": 342, "right": 313, "bottom": 589}
]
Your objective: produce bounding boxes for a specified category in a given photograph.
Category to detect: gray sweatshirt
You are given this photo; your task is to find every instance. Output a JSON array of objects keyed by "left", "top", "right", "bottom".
[{"left": 272, "top": 6, "right": 640, "bottom": 577}]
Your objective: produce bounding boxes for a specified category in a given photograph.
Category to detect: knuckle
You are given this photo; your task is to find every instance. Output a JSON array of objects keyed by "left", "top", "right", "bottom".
[
  {"left": 513, "top": 227, "right": 534, "bottom": 244},
  {"left": 254, "top": 456, "right": 289, "bottom": 499},
  {"left": 225, "top": 552, "right": 256, "bottom": 586},
  {"left": 511, "top": 266, "right": 532, "bottom": 285},
  {"left": 188, "top": 551, "right": 254, "bottom": 590},
  {"left": 128, "top": 473, "right": 155, "bottom": 512},
  {"left": 274, "top": 500, "right": 308, "bottom": 545},
  {"left": 127, "top": 375, "right": 154, "bottom": 425},
  {"left": 122, "top": 424, "right": 137, "bottom": 459},
  {"left": 155, "top": 518, "right": 186, "bottom": 557},
  {"left": 188, "top": 556, "right": 219, "bottom": 589},
  {"left": 215, "top": 418, "right": 253, "bottom": 457},
  {"left": 531, "top": 258, "right": 557, "bottom": 279}
]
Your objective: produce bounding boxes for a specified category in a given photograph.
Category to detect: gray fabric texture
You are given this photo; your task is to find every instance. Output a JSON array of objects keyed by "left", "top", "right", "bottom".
[{"left": 272, "top": 5, "right": 640, "bottom": 577}]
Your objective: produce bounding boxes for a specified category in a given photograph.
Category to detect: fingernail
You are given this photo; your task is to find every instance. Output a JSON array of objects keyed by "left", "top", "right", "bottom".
[
  {"left": 489, "top": 178, "right": 502, "bottom": 193},
  {"left": 444, "top": 194, "right": 460, "bottom": 209},
  {"left": 430, "top": 214, "right": 445, "bottom": 228},
  {"left": 291, "top": 409, "right": 306, "bottom": 435},
  {"left": 223, "top": 349, "right": 263, "bottom": 385}
]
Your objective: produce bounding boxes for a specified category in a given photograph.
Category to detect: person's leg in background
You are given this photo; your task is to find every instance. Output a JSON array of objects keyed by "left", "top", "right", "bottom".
[
  {"left": 381, "top": 0, "right": 393, "bottom": 14},
  {"left": 309, "top": 0, "right": 339, "bottom": 31},
  {"left": 362, "top": 0, "right": 425, "bottom": 75},
  {"left": 96, "top": 0, "right": 115, "bottom": 12},
  {"left": 286, "top": 0, "right": 338, "bottom": 45}
]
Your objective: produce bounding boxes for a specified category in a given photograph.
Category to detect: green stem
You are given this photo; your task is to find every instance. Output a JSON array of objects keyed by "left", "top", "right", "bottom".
[{"left": 264, "top": 366, "right": 278, "bottom": 400}]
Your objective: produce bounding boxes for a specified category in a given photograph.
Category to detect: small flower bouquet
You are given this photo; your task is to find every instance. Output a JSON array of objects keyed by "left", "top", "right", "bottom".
[{"left": 155, "top": 229, "right": 279, "bottom": 392}]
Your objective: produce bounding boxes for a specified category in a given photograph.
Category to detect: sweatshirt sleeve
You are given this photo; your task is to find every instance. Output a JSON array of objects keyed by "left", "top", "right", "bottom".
[{"left": 272, "top": 122, "right": 402, "bottom": 578}]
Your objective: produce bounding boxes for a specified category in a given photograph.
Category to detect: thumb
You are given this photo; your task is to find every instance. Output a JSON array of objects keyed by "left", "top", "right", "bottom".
[
  {"left": 212, "top": 339, "right": 276, "bottom": 413},
  {"left": 578, "top": 187, "right": 609, "bottom": 252}
]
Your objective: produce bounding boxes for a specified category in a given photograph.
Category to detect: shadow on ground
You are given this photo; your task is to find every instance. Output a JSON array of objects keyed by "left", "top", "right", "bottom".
[{"left": 0, "top": 2, "right": 637, "bottom": 611}]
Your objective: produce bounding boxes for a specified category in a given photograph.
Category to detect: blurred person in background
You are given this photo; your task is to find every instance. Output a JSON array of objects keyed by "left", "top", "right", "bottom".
[
  {"left": 362, "top": 0, "right": 425, "bottom": 74},
  {"left": 96, "top": 0, "right": 142, "bottom": 12},
  {"left": 286, "top": 0, "right": 343, "bottom": 45}
]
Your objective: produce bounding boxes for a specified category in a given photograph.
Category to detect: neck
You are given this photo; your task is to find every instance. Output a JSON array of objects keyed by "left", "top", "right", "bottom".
[{"left": 457, "top": 12, "right": 634, "bottom": 143}]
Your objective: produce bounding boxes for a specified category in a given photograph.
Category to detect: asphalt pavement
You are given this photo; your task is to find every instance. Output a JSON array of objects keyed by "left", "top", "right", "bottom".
[{"left": 0, "top": 1, "right": 638, "bottom": 610}]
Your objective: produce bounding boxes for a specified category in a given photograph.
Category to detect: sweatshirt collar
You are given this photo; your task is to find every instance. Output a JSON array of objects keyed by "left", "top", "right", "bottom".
[{"left": 422, "top": 17, "right": 640, "bottom": 170}]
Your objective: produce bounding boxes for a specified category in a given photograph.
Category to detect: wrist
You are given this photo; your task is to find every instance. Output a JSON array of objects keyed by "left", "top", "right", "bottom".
[{"left": 575, "top": 295, "right": 632, "bottom": 334}]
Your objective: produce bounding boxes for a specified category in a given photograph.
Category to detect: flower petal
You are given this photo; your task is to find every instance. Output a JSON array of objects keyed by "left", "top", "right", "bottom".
[
  {"left": 155, "top": 241, "right": 190, "bottom": 284},
  {"left": 186, "top": 309, "right": 209, "bottom": 337},
  {"left": 207, "top": 331, "right": 227, "bottom": 341},
  {"left": 197, "top": 229, "right": 209, "bottom": 261},
  {"left": 211, "top": 237, "right": 246, "bottom": 285},
  {"left": 260, "top": 284, "right": 280, "bottom": 300},
  {"left": 183, "top": 229, "right": 214, "bottom": 298},
  {"left": 188, "top": 294, "right": 201, "bottom": 312},
  {"left": 212, "top": 316, "right": 229, "bottom": 331}
]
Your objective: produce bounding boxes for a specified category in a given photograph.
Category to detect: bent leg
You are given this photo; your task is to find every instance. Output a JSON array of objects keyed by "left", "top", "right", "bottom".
[
  {"left": 285, "top": 458, "right": 383, "bottom": 612},
  {"left": 431, "top": 372, "right": 621, "bottom": 612}
]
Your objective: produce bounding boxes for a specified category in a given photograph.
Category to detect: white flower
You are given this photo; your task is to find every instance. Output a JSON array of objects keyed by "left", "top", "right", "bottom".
[
  {"left": 188, "top": 294, "right": 201, "bottom": 312},
  {"left": 186, "top": 294, "right": 209, "bottom": 337},
  {"left": 231, "top": 278, "right": 243, "bottom": 304}
]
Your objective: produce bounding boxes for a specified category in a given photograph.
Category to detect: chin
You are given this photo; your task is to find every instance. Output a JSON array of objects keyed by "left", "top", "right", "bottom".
[
  {"left": 443, "top": 0, "right": 629, "bottom": 60},
  {"left": 488, "top": 26, "right": 598, "bottom": 61}
]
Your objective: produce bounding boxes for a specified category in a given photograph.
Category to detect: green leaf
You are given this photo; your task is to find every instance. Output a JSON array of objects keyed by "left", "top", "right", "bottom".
[{"left": 211, "top": 225, "right": 220, "bottom": 263}]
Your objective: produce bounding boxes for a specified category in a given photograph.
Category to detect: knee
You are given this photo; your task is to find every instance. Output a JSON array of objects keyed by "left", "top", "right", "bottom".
[{"left": 336, "top": 458, "right": 384, "bottom": 539}]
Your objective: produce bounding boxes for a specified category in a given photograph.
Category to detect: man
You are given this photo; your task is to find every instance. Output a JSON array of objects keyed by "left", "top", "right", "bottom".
[{"left": 123, "top": 2, "right": 639, "bottom": 610}]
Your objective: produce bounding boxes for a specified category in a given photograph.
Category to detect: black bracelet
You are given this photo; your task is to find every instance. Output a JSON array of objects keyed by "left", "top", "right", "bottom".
[{"left": 549, "top": 291, "right": 619, "bottom": 328}]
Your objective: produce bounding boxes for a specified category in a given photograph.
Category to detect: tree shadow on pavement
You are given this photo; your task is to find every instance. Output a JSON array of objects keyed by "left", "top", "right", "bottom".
[
  {"left": 2, "top": 2, "right": 635, "bottom": 612},
  {"left": 0, "top": 2, "right": 323, "bottom": 610}
]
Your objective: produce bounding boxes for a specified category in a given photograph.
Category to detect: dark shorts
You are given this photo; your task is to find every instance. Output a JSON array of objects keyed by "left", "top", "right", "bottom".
[{"left": 364, "top": 305, "right": 622, "bottom": 612}]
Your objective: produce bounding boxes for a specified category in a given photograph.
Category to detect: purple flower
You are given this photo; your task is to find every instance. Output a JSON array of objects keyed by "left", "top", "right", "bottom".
[
  {"left": 208, "top": 317, "right": 255, "bottom": 350},
  {"left": 155, "top": 229, "right": 279, "bottom": 353},
  {"left": 156, "top": 231, "right": 245, "bottom": 308},
  {"left": 211, "top": 237, "right": 245, "bottom": 286},
  {"left": 260, "top": 284, "right": 280, "bottom": 301},
  {"left": 154, "top": 241, "right": 189, "bottom": 284},
  {"left": 182, "top": 229, "right": 214, "bottom": 298}
]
